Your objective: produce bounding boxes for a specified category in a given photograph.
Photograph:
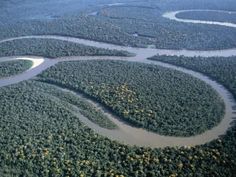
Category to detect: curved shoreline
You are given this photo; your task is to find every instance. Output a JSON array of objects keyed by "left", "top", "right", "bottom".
[
  {"left": 40, "top": 62, "right": 234, "bottom": 148},
  {"left": 0, "top": 56, "right": 56, "bottom": 88},
  {"left": 0, "top": 56, "right": 45, "bottom": 70},
  {"left": 163, "top": 9, "right": 236, "bottom": 28},
  {"left": 0, "top": 9, "right": 235, "bottom": 147}
]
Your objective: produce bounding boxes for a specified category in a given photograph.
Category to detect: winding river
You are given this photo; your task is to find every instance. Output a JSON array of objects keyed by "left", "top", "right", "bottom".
[
  {"left": 0, "top": 9, "right": 236, "bottom": 148},
  {"left": 163, "top": 9, "right": 236, "bottom": 28}
]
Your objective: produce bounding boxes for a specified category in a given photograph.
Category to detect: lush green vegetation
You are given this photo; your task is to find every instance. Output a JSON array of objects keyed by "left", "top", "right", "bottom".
[
  {"left": 0, "top": 16, "right": 153, "bottom": 48},
  {"left": 34, "top": 80, "right": 117, "bottom": 129},
  {"left": 0, "top": 80, "right": 235, "bottom": 176},
  {"left": 176, "top": 11, "right": 236, "bottom": 24},
  {"left": 39, "top": 60, "right": 224, "bottom": 137},
  {"left": 1, "top": 1, "right": 236, "bottom": 176},
  {"left": 149, "top": 55, "right": 236, "bottom": 100},
  {"left": 0, "top": 60, "right": 32, "bottom": 78},
  {"left": 0, "top": 39, "right": 130, "bottom": 58}
]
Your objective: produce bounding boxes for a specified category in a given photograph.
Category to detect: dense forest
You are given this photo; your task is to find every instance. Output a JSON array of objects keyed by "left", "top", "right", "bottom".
[
  {"left": 1, "top": 0, "right": 236, "bottom": 176},
  {"left": 0, "top": 60, "right": 32, "bottom": 78},
  {"left": 0, "top": 39, "right": 130, "bottom": 58},
  {"left": 0, "top": 16, "right": 153, "bottom": 48},
  {"left": 0, "top": 77, "right": 235, "bottom": 176},
  {"left": 176, "top": 11, "right": 236, "bottom": 24},
  {"left": 149, "top": 55, "right": 236, "bottom": 100},
  {"left": 38, "top": 60, "right": 224, "bottom": 137},
  {"left": 96, "top": 5, "right": 236, "bottom": 50},
  {"left": 1, "top": 3, "right": 236, "bottom": 50}
]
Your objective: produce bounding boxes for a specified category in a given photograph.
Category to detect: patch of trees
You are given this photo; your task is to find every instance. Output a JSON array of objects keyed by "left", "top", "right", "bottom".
[
  {"left": 39, "top": 60, "right": 225, "bottom": 137},
  {"left": 0, "top": 39, "right": 130, "bottom": 58},
  {"left": 0, "top": 16, "right": 153, "bottom": 48},
  {"left": 0, "top": 80, "right": 235, "bottom": 176},
  {"left": 0, "top": 60, "right": 32, "bottom": 78},
  {"left": 149, "top": 55, "right": 236, "bottom": 100},
  {"left": 176, "top": 11, "right": 236, "bottom": 24},
  {"left": 33, "top": 80, "right": 117, "bottom": 130}
]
